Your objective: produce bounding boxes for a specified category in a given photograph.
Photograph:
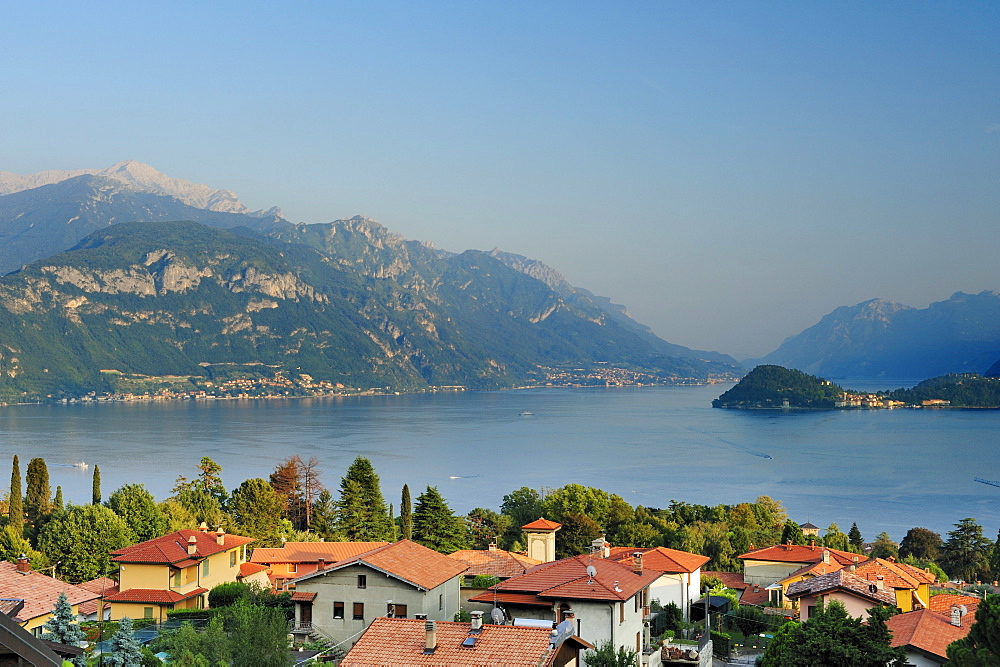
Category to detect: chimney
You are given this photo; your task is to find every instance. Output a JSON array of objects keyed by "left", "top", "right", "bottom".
[
  {"left": 784, "top": 541, "right": 792, "bottom": 551},
  {"left": 216, "top": 530, "right": 225, "bottom": 546},
  {"left": 199, "top": 521, "right": 209, "bottom": 532},
  {"left": 415, "top": 613, "right": 427, "bottom": 620},
  {"left": 470, "top": 610, "right": 483, "bottom": 632},
  {"left": 951, "top": 605, "right": 964, "bottom": 627},
  {"left": 822, "top": 549, "right": 830, "bottom": 564},
  {"left": 809, "top": 539, "right": 815, "bottom": 549},
  {"left": 317, "top": 558, "right": 326, "bottom": 571},
  {"left": 633, "top": 552, "right": 644, "bottom": 574},
  {"left": 15, "top": 554, "right": 30, "bottom": 573},
  {"left": 187, "top": 535, "right": 198, "bottom": 556},
  {"left": 424, "top": 620, "right": 437, "bottom": 653},
  {"left": 488, "top": 542, "right": 497, "bottom": 552},
  {"left": 875, "top": 575, "right": 884, "bottom": 591}
]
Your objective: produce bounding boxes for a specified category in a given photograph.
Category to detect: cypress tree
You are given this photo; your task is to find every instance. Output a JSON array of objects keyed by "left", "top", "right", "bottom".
[
  {"left": 53, "top": 486, "right": 63, "bottom": 511},
  {"left": 24, "top": 458, "right": 52, "bottom": 536},
  {"left": 334, "top": 457, "right": 394, "bottom": 541},
  {"left": 400, "top": 484, "right": 412, "bottom": 540},
  {"left": 412, "top": 486, "right": 469, "bottom": 553},
  {"left": 8, "top": 455, "right": 23, "bottom": 537},
  {"left": 92, "top": 465, "right": 101, "bottom": 505}
]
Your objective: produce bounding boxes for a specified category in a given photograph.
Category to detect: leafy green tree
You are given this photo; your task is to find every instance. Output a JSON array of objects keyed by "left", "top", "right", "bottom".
[
  {"left": 823, "top": 523, "right": 850, "bottom": 552},
  {"left": 208, "top": 581, "right": 252, "bottom": 608},
  {"left": 731, "top": 604, "right": 767, "bottom": 636},
  {"left": 8, "top": 455, "right": 23, "bottom": 537},
  {"left": 467, "top": 507, "right": 512, "bottom": 549},
  {"left": 92, "top": 465, "right": 102, "bottom": 505},
  {"left": 780, "top": 519, "right": 806, "bottom": 546},
  {"left": 24, "top": 457, "right": 52, "bottom": 538},
  {"left": 37, "top": 504, "right": 136, "bottom": 581},
  {"left": 107, "top": 484, "right": 168, "bottom": 542},
  {"left": 105, "top": 616, "right": 144, "bottom": 666},
  {"left": 163, "top": 615, "right": 230, "bottom": 666},
  {"left": 555, "top": 513, "right": 604, "bottom": 559},
  {"left": 499, "top": 486, "right": 544, "bottom": 548},
  {"left": 173, "top": 487, "right": 226, "bottom": 528},
  {"left": 869, "top": 532, "right": 899, "bottom": 560},
  {"left": 412, "top": 486, "right": 469, "bottom": 553},
  {"left": 399, "top": 484, "right": 412, "bottom": 540},
  {"left": 228, "top": 478, "right": 285, "bottom": 547},
  {"left": 759, "top": 601, "right": 905, "bottom": 666},
  {"left": 940, "top": 518, "right": 991, "bottom": 583},
  {"left": 583, "top": 639, "right": 639, "bottom": 667},
  {"left": 0, "top": 525, "right": 48, "bottom": 569},
  {"left": 159, "top": 498, "right": 201, "bottom": 532},
  {"left": 224, "top": 602, "right": 292, "bottom": 666},
  {"left": 899, "top": 527, "right": 942, "bottom": 561},
  {"left": 41, "top": 592, "right": 87, "bottom": 666},
  {"left": 334, "top": 457, "right": 394, "bottom": 541},
  {"left": 947, "top": 593, "right": 1000, "bottom": 665},
  {"left": 174, "top": 457, "right": 227, "bottom": 506},
  {"left": 848, "top": 522, "right": 864, "bottom": 551},
  {"left": 989, "top": 530, "right": 1000, "bottom": 582}
]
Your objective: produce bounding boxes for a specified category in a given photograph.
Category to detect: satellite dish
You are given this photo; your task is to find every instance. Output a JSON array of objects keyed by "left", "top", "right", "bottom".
[
  {"left": 491, "top": 607, "right": 505, "bottom": 625},
  {"left": 868, "top": 584, "right": 878, "bottom": 594},
  {"left": 960, "top": 605, "right": 968, "bottom": 616},
  {"left": 587, "top": 565, "right": 597, "bottom": 578}
]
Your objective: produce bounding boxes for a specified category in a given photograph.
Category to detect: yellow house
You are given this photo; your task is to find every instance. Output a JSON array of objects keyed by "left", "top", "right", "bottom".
[
  {"left": 0, "top": 558, "right": 99, "bottom": 634},
  {"left": 105, "top": 527, "right": 254, "bottom": 622},
  {"left": 851, "top": 557, "right": 935, "bottom": 612}
]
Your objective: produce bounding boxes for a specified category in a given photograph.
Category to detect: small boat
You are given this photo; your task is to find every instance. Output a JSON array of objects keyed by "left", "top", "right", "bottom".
[
  {"left": 73, "top": 461, "right": 89, "bottom": 469},
  {"left": 520, "top": 411, "right": 534, "bottom": 416}
]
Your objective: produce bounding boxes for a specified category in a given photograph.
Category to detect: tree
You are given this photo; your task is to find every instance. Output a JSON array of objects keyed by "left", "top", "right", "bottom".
[
  {"left": 8, "top": 455, "right": 23, "bottom": 537},
  {"left": 37, "top": 504, "right": 135, "bottom": 581},
  {"left": 310, "top": 489, "right": 337, "bottom": 539},
  {"left": 173, "top": 487, "right": 226, "bottom": 528},
  {"left": 41, "top": 591, "right": 86, "bottom": 666},
  {"left": 107, "top": 484, "right": 168, "bottom": 542},
  {"left": 24, "top": 457, "right": 52, "bottom": 537},
  {"left": 823, "top": 523, "right": 850, "bottom": 552},
  {"left": 92, "top": 465, "right": 102, "bottom": 505},
  {"left": 53, "top": 486, "right": 63, "bottom": 511},
  {"left": 555, "top": 513, "right": 603, "bottom": 559},
  {"left": 335, "top": 457, "right": 394, "bottom": 541},
  {"left": 947, "top": 593, "right": 1000, "bottom": 665},
  {"left": 899, "top": 527, "right": 942, "bottom": 561},
  {"left": 400, "top": 484, "right": 412, "bottom": 540},
  {"left": 0, "top": 525, "right": 48, "bottom": 569},
  {"left": 105, "top": 616, "right": 144, "bottom": 666},
  {"left": 583, "top": 639, "right": 639, "bottom": 667},
  {"left": 780, "top": 519, "right": 806, "bottom": 546},
  {"left": 467, "top": 507, "right": 512, "bottom": 549},
  {"left": 869, "top": 532, "right": 899, "bottom": 560},
  {"left": 269, "top": 455, "right": 304, "bottom": 528},
  {"left": 990, "top": 530, "right": 1000, "bottom": 581},
  {"left": 229, "top": 478, "right": 285, "bottom": 546},
  {"left": 940, "top": 518, "right": 991, "bottom": 583},
  {"left": 224, "top": 602, "right": 292, "bottom": 666},
  {"left": 848, "top": 522, "right": 864, "bottom": 551},
  {"left": 759, "top": 601, "right": 905, "bottom": 666},
  {"left": 412, "top": 486, "right": 469, "bottom": 553},
  {"left": 499, "top": 486, "right": 544, "bottom": 548}
]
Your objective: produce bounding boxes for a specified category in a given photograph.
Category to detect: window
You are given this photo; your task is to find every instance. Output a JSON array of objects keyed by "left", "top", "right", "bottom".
[
  {"left": 288, "top": 563, "right": 298, "bottom": 574},
  {"left": 201, "top": 559, "right": 209, "bottom": 578},
  {"left": 230, "top": 551, "right": 236, "bottom": 567},
  {"left": 620, "top": 602, "right": 625, "bottom": 623},
  {"left": 171, "top": 570, "right": 181, "bottom": 587},
  {"left": 144, "top": 607, "right": 153, "bottom": 619},
  {"left": 439, "top": 594, "right": 443, "bottom": 611},
  {"left": 353, "top": 602, "right": 364, "bottom": 620},
  {"left": 394, "top": 604, "right": 407, "bottom": 619},
  {"left": 333, "top": 602, "right": 344, "bottom": 619},
  {"left": 357, "top": 574, "right": 367, "bottom": 589}
]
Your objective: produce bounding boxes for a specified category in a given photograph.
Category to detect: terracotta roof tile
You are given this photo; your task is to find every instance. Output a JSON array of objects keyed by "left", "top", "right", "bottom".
[
  {"left": 853, "top": 558, "right": 936, "bottom": 590},
  {"left": 786, "top": 570, "right": 896, "bottom": 606},
  {"left": 448, "top": 549, "right": 543, "bottom": 578},
  {"left": 290, "top": 591, "right": 317, "bottom": 602},
  {"left": 521, "top": 519, "right": 562, "bottom": 531},
  {"left": 239, "top": 562, "right": 269, "bottom": 578},
  {"left": 482, "top": 554, "right": 657, "bottom": 603},
  {"left": 739, "top": 544, "right": 859, "bottom": 566},
  {"left": 928, "top": 594, "right": 981, "bottom": 614},
  {"left": 607, "top": 546, "right": 710, "bottom": 574},
  {"left": 104, "top": 587, "right": 207, "bottom": 604},
  {"left": 292, "top": 540, "right": 468, "bottom": 591},
  {"left": 75, "top": 577, "right": 118, "bottom": 596},
  {"left": 111, "top": 530, "right": 253, "bottom": 565},
  {"left": 0, "top": 562, "right": 99, "bottom": 623},
  {"left": 249, "top": 541, "right": 389, "bottom": 565},
  {"left": 887, "top": 608, "right": 972, "bottom": 659},
  {"left": 467, "top": 591, "right": 551, "bottom": 606},
  {"left": 341, "top": 617, "right": 590, "bottom": 666}
]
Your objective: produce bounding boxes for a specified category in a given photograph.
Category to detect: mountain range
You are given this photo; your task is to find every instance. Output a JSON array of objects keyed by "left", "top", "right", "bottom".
[{"left": 0, "top": 162, "right": 740, "bottom": 399}]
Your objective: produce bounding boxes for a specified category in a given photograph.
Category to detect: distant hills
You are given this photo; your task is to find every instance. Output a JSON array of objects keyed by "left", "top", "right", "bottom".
[
  {"left": 0, "top": 163, "right": 741, "bottom": 399},
  {"left": 748, "top": 292, "right": 1000, "bottom": 380}
]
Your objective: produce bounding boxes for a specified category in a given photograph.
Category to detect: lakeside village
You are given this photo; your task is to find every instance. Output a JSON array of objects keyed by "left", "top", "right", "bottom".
[{"left": 3, "top": 457, "right": 999, "bottom": 665}]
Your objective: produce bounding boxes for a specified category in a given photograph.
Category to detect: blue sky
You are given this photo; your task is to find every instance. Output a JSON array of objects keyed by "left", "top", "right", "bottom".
[{"left": 2, "top": 2, "right": 998, "bottom": 358}]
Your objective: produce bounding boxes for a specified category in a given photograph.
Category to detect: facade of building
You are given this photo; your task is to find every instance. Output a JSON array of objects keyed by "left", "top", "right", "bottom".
[
  {"left": 0, "top": 558, "right": 99, "bottom": 633},
  {"left": 607, "top": 546, "right": 709, "bottom": 622},
  {"left": 249, "top": 541, "right": 389, "bottom": 588},
  {"left": 784, "top": 569, "right": 896, "bottom": 621},
  {"left": 886, "top": 602, "right": 977, "bottom": 666},
  {"left": 738, "top": 543, "right": 860, "bottom": 606},
  {"left": 105, "top": 527, "right": 254, "bottom": 621}
]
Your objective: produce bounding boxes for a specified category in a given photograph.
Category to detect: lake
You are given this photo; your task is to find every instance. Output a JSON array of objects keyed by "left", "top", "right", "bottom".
[{"left": 2, "top": 383, "right": 998, "bottom": 542}]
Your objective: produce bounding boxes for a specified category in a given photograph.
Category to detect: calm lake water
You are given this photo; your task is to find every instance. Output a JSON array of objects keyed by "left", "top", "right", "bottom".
[{"left": 2, "top": 383, "right": 998, "bottom": 542}]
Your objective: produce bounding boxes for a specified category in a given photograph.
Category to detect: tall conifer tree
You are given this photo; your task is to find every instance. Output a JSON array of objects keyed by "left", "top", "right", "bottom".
[
  {"left": 400, "top": 484, "right": 412, "bottom": 540},
  {"left": 92, "top": 465, "right": 101, "bottom": 504},
  {"left": 412, "top": 486, "right": 469, "bottom": 553},
  {"left": 24, "top": 457, "right": 52, "bottom": 536},
  {"left": 334, "top": 457, "right": 394, "bottom": 540},
  {"left": 8, "top": 455, "right": 23, "bottom": 537},
  {"left": 53, "top": 486, "right": 63, "bottom": 511}
]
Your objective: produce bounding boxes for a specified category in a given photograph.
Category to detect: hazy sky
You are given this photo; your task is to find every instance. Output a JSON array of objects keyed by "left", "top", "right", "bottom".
[{"left": 2, "top": 2, "right": 997, "bottom": 359}]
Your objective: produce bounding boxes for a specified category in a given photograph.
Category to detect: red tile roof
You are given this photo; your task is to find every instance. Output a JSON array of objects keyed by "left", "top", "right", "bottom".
[
  {"left": 249, "top": 541, "right": 389, "bottom": 565},
  {"left": 701, "top": 571, "right": 773, "bottom": 606},
  {"left": 785, "top": 570, "right": 896, "bottom": 606},
  {"left": 887, "top": 608, "right": 973, "bottom": 660},
  {"left": 778, "top": 560, "right": 845, "bottom": 583},
  {"left": 292, "top": 540, "right": 468, "bottom": 591},
  {"left": 607, "top": 546, "right": 710, "bottom": 574},
  {"left": 111, "top": 530, "right": 253, "bottom": 565},
  {"left": 852, "top": 558, "right": 937, "bottom": 590},
  {"left": 470, "top": 554, "right": 658, "bottom": 605},
  {"left": 75, "top": 577, "right": 119, "bottom": 618},
  {"left": 238, "top": 562, "right": 269, "bottom": 578},
  {"left": 469, "top": 591, "right": 551, "bottom": 607},
  {"left": 739, "top": 544, "right": 859, "bottom": 566},
  {"left": 521, "top": 519, "right": 562, "bottom": 531},
  {"left": 0, "top": 562, "right": 99, "bottom": 623},
  {"left": 104, "top": 587, "right": 207, "bottom": 604},
  {"left": 341, "top": 616, "right": 591, "bottom": 666},
  {"left": 448, "top": 549, "right": 543, "bottom": 579},
  {"left": 928, "top": 594, "right": 981, "bottom": 614},
  {"left": 290, "top": 591, "right": 317, "bottom": 602}
]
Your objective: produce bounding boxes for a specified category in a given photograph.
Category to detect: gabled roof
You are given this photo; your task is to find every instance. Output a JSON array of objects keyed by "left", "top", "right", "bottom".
[
  {"left": 291, "top": 540, "right": 468, "bottom": 591},
  {"left": 739, "top": 544, "right": 859, "bottom": 566},
  {"left": 75, "top": 578, "right": 118, "bottom": 618},
  {"left": 887, "top": 608, "right": 973, "bottom": 660},
  {"left": 470, "top": 554, "right": 658, "bottom": 605},
  {"left": 448, "top": 549, "right": 542, "bottom": 579},
  {"left": 799, "top": 522, "right": 819, "bottom": 530},
  {"left": 607, "top": 546, "right": 710, "bottom": 574},
  {"left": 249, "top": 541, "right": 389, "bottom": 565},
  {"left": 521, "top": 519, "right": 562, "bottom": 531},
  {"left": 852, "top": 558, "right": 937, "bottom": 590},
  {"left": 111, "top": 529, "right": 253, "bottom": 565},
  {"left": 785, "top": 570, "right": 896, "bottom": 606},
  {"left": 776, "top": 560, "right": 845, "bottom": 584},
  {"left": 928, "top": 594, "right": 980, "bottom": 614},
  {"left": 104, "top": 587, "right": 207, "bottom": 604},
  {"left": 0, "top": 562, "right": 99, "bottom": 623},
  {"left": 238, "top": 562, "right": 269, "bottom": 578},
  {"left": 341, "top": 617, "right": 592, "bottom": 667}
]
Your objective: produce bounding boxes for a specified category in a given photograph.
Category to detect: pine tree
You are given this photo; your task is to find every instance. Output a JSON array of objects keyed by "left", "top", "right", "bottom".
[
  {"left": 24, "top": 458, "right": 52, "bottom": 537},
  {"left": 848, "top": 522, "right": 864, "bottom": 551},
  {"left": 400, "top": 484, "right": 412, "bottom": 540},
  {"left": 53, "top": 486, "right": 63, "bottom": 511},
  {"left": 105, "top": 616, "right": 143, "bottom": 666},
  {"left": 412, "top": 486, "right": 469, "bottom": 553},
  {"left": 41, "top": 592, "right": 86, "bottom": 667},
  {"left": 940, "top": 518, "right": 991, "bottom": 583},
  {"left": 8, "top": 455, "right": 23, "bottom": 537},
  {"left": 228, "top": 478, "right": 285, "bottom": 547},
  {"left": 334, "top": 457, "right": 394, "bottom": 540},
  {"left": 92, "top": 465, "right": 101, "bottom": 504},
  {"left": 947, "top": 592, "right": 1000, "bottom": 664}
]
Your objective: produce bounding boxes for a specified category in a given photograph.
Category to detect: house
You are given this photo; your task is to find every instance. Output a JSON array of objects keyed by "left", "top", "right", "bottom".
[
  {"left": 249, "top": 541, "right": 389, "bottom": 588},
  {"left": 784, "top": 569, "right": 896, "bottom": 621},
  {"left": 0, "top": 558, "right": 99, "bottom": 634},
  {"left": 0, "top": 600, "right": 86, "bottom": 666},
  {"left": 105, "top": 526, "right": 254, "bottom": 622},
  {"left": 738, "top": 543, "right": 859, "bottom": 606},
  {"left": 75, "top": 576, "right": 119, "bottom": 621},
  {"left": 340, "top": 614, "right": 593, "bottom": 667},
  {"left": 286, "top": 539, "right": 469, "bottom": 648},
  {"left": 701, "top": 571, "right": 770, "bottom": 608},
  {"left": 449, "top": 544, "right": 543, "bottom": 581},
  {"left": 799, "top": 522, "right": 820, "bottom": 537},
  {"left": 607, "top": 545, "right": 709, "bottom": 622},
  {"left": 886, "top": 602, "right": 977, "bottom": 666},
  {"left": 469, "top": 546, "right": 658, "bottom": 656},
  {"left": 851, "top": 557, "right": 936, "bottom": 612}
]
